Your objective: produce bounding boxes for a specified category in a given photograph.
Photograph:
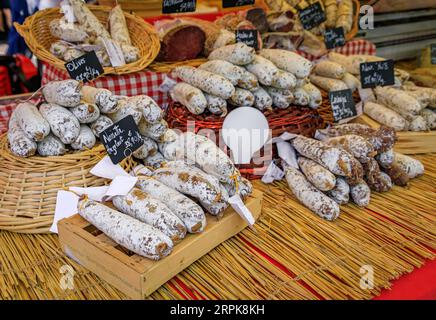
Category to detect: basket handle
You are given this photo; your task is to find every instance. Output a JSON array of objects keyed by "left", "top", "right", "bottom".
[{"left": 13, "top": 22, "right": 30, "bottom": 38}]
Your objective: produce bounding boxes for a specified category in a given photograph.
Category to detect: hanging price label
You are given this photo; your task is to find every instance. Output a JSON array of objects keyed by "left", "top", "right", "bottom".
[
  {"left": 222, "top": 0, "right": 255, "bottom": 8},
  {"left": 162, "top": 0, "right": 196, "bottom": 14},
  {"left": 329, "top": 89, "right": 357, "bottom": 122},
  {"left": 235, "top": 29, "right": 258, "bottom": 50},
  {"left": 64, "top": 51, "right": 103, "bottom": 83},
  {"left": 299, "top": 2, "right": 326, "bottom": 30},
  {"left": 324, "top": 27, "right": 346, "bottom": 49},
  {"left": 360, "top": 59, "right": 395, "bottom": 88},
  {"left": 100, "top": 115, "right": 143, "bottom": 164}
]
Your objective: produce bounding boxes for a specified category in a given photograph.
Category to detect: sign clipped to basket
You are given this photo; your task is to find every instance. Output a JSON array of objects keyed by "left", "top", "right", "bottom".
[
  {"left": 324, "top": 27, "right": 346, "bottom": 49},
  {"left": 235, "top": 30, "right": 258, "bottom": 50},
  {"left": 329, "top": 89, "right": 357, "bottom": 122},
  {"left": 162, "top": 0, "right": 196, "bottom": 14},
  {"left": 100, "top": 115, "right": 143, "bottom": 164},
  {"left": 64, "top": 51, "right": 103, "bottom": 83},
  {"left": 360, "top": 59, "right": 395, "bottom": 88},
  {"left": 299, "top": 2, "right": 326, "bottom": 30},
  {"left": 431, "top": 44, "right": 436, "bottom": 65},
  {"left": 222, "top": 0, "right": 255, "bottom": 8}
]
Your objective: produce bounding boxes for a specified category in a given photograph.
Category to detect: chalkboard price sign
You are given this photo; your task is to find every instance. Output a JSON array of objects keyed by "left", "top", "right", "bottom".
[
  {"left": 324, "top": 27, "right": 346, "bottom": 49},
  {"left": 162, "top": 0, "right": 196, "bottom": 14},
  {"left": 431, "top": 44, "right": 436, "bottom": 65},
  {"left": 64, "top": 51, "right": 103, "bottom": 83},
  {"left": 299, "top": 2, "right": 326, "bottom": 30},
  {"left": 100, "top": 115, "right": 144, "bottom": 165},
  {"left": 222, "top": 0, "right": 255, "bottom": 8},
  {"left": 329, "top": 89, "right": 357, "bottom": 122},
  {"left": 235, "top": 29, "right": 258, "bottom": 49},
  {"left": 360, "top": 59, "right": 395, "bottom": 88}
]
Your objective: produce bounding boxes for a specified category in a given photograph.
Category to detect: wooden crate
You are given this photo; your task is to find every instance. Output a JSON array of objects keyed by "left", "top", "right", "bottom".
[
  {"left": 58, "top": 189, "right": 263, "bottom": 299},
  {"left": 354, "top": 115, "right": 436, "bottom": 154}
]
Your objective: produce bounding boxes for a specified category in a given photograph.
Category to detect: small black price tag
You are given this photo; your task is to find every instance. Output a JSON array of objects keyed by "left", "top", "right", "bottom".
[
  {"left": 100, "top": 115, "right": 143, "bottom": 165},
  {"left": 431, "top": 44, "right": 436, "bottom": 65},
  {"left": 324, "top": 27, "right": 346, "bottom": 49},
  {"left": 360, "top": 59, "right": 395, "bottom": 88},
  {"left": 64, "top": 51, "right": 104, "bottom": 83},
  {"left": 162, "top": 0, "right": 196, "bottom": 14},
  {"left": 299, "top": 2, "right": 326, "bottom": 30},
  {"left": 235, "top": 29, "right": 258, "bottom": 50},
  {"left": 329, "top": 89, "right": 357, "bottom": 123},
  {"left": 222, "top": 0, "right": 255, "bottom": 8}
]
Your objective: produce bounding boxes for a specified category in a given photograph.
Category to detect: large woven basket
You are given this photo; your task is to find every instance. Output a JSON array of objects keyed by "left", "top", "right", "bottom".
[
  {"left": 166, "top": 101, "right": 324, "bottom": 179},
  {"left": 14, "top": 5, "right": 160, "bottom": 75},
  {"left": 0, "top": 134, "right": 137, "bottom": 234}
]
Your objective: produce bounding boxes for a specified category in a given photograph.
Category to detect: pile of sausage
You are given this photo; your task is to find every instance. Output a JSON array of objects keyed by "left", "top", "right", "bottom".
[
  {"left": 282, "top": 123, "right": 424, "bottom": 221},
  {"left": 7, "top": 79, "right": 169, "bottom": 158},
  {"left": 78, "top": 132, "right": 253, "bottom": 260},
  {"left": 170, "top": 43, "right": 323, "bottom": 116},
  {"left": 49, "top": 1, "right": 139, "bottom": 66}
]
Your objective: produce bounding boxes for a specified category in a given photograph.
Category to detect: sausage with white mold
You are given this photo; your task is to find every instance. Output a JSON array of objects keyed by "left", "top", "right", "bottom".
[
  {"left": 228, "top": 88, "right": 255, "bottom": 107},
  {"left": 132, "top": 136, "right": 158, "bottom": 159},
  {"left": 42, "top": 80, "right": 82, "bottom": 107},
  {"left": 173, "top": 66, "right": 235, "bottom": 100},
  {"left": 309, "top": 74, "right": 348, "bottom": 92},
  {"left": 204, "top": 93, "right": 228, "bottom": 116},
  {"left": 375, "top": 148, "right": 394, "bottom": 169},
  {"left": 364, "top": 102, "right": 408, "bottom": 131},
  {"left": 78, "top": 199, "right": 173, "bottom": 260},
  {"left": 245, "top": 55, "right": 278, "bottom": 86},
  {"left": 81, "top": 86, "right": 120, "bottom": 114},
  {"left": 39, "top": 103, "right": 80, "bottom": 144},
  {"left": 90, "top": 115, "right": 113, "bottom": 138},
  {"left": 302, "top": 83, "right": 322, "bottom": 109},
  {"left": 258, "top": 49, "right": 312, "bottom": 78},
  {"left": 327, "top": 177, "right": 350, "bottom": 205},
  {"left": 314, "top": 60, "right": 346, "bottom": 79},
  {"left": 125, "top": 95, "right": 163, "bottom": 124},
  {"left": 70, "top": 102, "right": 101, "bottom": 124},
  {"left": 285, "top": 166, "right": 340, "bottom": 221},
  {"left": 393, "top": 153, "right": 424, "bottom": 179},
  {"left": 14, "top": 102, "right": 50, "bottom": 142},
  {"left": 292, "top": 87, "right": 310, "bottom": 106},
  {"left": 320, "top": 134, "right": 376, "bottom": 163},
  {"left": 138, "top": 119, "right": 168, "bottom": 141},
  {"left": 112, "top": 188, "right": 187, "bottom": 243},
  {"left": 350, "top": 180, "right": 371, "bottom": 207},
  {"left": 251, "top": 87, "right": 273, "bottom": 111},
  {"left": 298, "top": 157, "right": 336, "bottom": 191},
  {"left": 7, "top": 112, "right": 37, "bottom": 157},
  {"left": 49, "top": 18, "right": 88, "bottom": 43},
  {"left": 37, "top": 134, "right": 67, "bottom": 156},
  {"left": 132, "top": 165, "right": 207, "bottom": 233},
  {"left": 208, "top": 43, "right": 255, "bottom": 65},
  {"left": 271, "top": 70, "right": 296, "bottom": 90},
  {"left": 107, "top": 98, "right": 142, "bottom": 125},
  {"left": 170, "top": 82, "right": 207, "bottom": 115},
  {"left": 71, "top": 125, "right": 96, "bottom": 151},
  {"left": 266, "top": 87, "right": 294, "bottom": 109},
  {"left": 143, "top": 151, "right": 166, "bottom": 169}
]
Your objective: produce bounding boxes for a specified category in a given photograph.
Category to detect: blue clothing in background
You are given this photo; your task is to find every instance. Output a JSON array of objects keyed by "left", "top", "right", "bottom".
[{"left": 7, "top": 0, "right": 37, "bottom": 55}]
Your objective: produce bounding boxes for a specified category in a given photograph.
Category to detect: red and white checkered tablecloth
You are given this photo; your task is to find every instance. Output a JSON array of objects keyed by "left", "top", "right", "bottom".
[
  {"left": 0, "top": 104, "right": 16, "bottom": 135},
  {"left": 297, "top": 39, "right": 376, "bottom": 61},
  {"left": 41, "top": 63, "right": 169, "bottom": 107}
]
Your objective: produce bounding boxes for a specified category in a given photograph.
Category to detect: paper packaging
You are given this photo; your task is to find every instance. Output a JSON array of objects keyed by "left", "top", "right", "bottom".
[
  {"left": 90, "top": 156, "right": 130, "bottom": 180},
  {"left": 262, "top": 161, "right": 285, "bottom": 184},
  {"left": 50, "top": 190, "right": 80, "bottom": 234}
]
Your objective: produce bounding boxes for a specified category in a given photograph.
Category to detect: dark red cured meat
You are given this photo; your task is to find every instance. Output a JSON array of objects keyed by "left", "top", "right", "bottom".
[{"left": 157, "top": 26, "right": 206, "bottom": 62}]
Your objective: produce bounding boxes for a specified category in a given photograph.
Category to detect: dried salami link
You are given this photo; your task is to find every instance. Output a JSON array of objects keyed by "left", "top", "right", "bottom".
[
  {"left": 245, "top": 55, "right": 278, "bottom": 86},
  {"left": 109, "top": 5, "right": 131, "bottom": 45},
  {"left": 37, "top": 134, "right": 67, "bottom": 156},
  {"left": 393, "top": 153, "right": 424, "bottom": 179},
  {"left": 173, "top": 66, "right": 235, "bottom": 100},
  {"left": 376, "top": 148, "right": 394, "bottom": 169},
  {"left": 126, "top": 95, "right": 163, "bottom": 124},
  {"left": 285, "top": 166, "right": 340, "bottom": 221},
  {"left": 170, "top": 82, "right": 207, "bottom": 115},
  {"left": 383, "top": 163, "right": 410, "bottom": 186},
  {"left": 321, "top": 134, "right": 376, "bottom": 163},
  {"left": 81, "top": 86, "right": 120, "bottom": 114},
  {"left": 327, "top": 177, "right": 350, "bottom": 205},
  {"left": 7, "top": 112, "right": 37, "bottom": 157},
  {"left": 298, "top": 157, "right": 336, "bottom": 191},
  {"left": 208, "top": 43, "right": 255, "bottom": 65},
  {"left": 71, "top": 102, "right": 100, "bottom": 124},
  {"left": 292, "top": 135, "right": 360, "bottom": 178},
  {"left": 350, "top": 180, "right": 371, "bottom": 207},
  {"left": 90, "top": 115, "right": 113, "bottom": 138},
  {"left": 132, "top": 136, "right": 158, "bottom": 160},
  {"left": 132, "top": 165, "right": 207, "bottom": 233},
  {"left": 251, "top": 87, "right": 273, "bottom": 111},
  {"left": 78, "top": 199, "right": 173, "bottom": 260},
  {"left": 138, "top": 119, "right": 168, "bottom": 141},
  {"left": 143, "top": 152, "right": 167, "bottom": 169},
  {"left": 362, "top": 158, "right": 392, "bottom": 192},
  {"left": 42, "top": 80, "right": 82, "bottom": 107},
  {"left": 69, "top": 0, "right": 111, "bottom": 39},
  {"left": 107, "top": 99, "right": 142, "bottom": 125},
  {"left": 39, "top": 103, "right": 80, "bottom": 144},
  {"left": 71, "top": 125, "right": 96, "bottom": 151},
  {"left": 14, "top": 102, "right": 50, "bottom": 142},
  {"left": 113, "top": 188, "right": 187, "bottom": 243}
]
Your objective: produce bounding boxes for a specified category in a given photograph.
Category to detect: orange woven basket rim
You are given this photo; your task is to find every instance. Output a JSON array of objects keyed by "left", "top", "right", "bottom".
[{"left": 14, "top": 5, "right": 161, "bottom": 75}]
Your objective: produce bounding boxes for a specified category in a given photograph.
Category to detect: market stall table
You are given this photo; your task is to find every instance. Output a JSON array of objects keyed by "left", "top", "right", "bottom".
[{"left": 0, "top": 154, "right": 434, "bottom": 300}]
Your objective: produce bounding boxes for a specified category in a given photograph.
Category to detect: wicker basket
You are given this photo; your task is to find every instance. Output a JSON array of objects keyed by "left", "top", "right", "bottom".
[
  {"left": 14, "top": 5, "right": 160, "bottom": 75},
  {"left": 166, "top": 101, "right": 324, "bottom": 179},
  {"left": 0, "top": 134, "right": 138, "bottom": 234}
]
